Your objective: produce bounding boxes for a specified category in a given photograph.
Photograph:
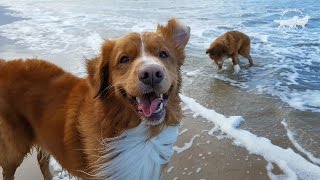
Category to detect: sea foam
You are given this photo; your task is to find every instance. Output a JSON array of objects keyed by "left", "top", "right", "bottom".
[{"left": 180, "top": 94, "right": 320, "bottom": 180}]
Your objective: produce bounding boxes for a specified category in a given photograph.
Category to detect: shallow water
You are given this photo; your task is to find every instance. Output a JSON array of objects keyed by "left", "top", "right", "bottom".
[{"left": 0, "top": 0, "right": 319, "bottom": 165}]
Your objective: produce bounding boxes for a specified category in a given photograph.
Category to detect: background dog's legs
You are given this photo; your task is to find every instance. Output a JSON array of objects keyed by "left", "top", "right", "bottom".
[
  {"left": 246, "top": 54, "right": 254, "bottom": 66},
  {"left": 231, "top": 53, "right": 240, "bottom": 74},
  {"left": 239, "top": 45, "right": 253, "bottom": 66},
  {"left": 37, "top": 149, "right": 53, "bottom": 180}
]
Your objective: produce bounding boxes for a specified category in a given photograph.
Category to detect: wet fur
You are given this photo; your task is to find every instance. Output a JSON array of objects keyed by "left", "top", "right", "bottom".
[
  {"left": 206, "top": 31, "right": 253, "bottom": 73},
  {"left": 0, "top": 19, "right": 189, "bottom": 180}
]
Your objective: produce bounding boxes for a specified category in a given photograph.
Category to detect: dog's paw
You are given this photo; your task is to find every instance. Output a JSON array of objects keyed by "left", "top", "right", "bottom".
[
  {"left": 233, "top": 64, "right": 240, "bottom": 74},
  {"left": 215, "top": 66, "right": 223, "bottom": 73}
]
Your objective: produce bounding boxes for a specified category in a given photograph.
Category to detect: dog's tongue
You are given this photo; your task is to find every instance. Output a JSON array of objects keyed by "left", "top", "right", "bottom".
[{"left": 138, "top": 96, "right": 162, "bottom": 117}]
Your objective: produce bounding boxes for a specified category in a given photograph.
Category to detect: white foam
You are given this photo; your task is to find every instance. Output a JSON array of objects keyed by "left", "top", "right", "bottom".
[
  {"left": 179, "top": 128, "right": 189, "bottom": 135},
  {"left": 281, "top": 120, "right": 320, "bottom": 165},
  {"left": 259, "top": 35, "right": 269, "bottom": 43},
  {"left": 167, "top": 166, "right": 174, "bottom": 173},
  {"left": 283, "top": 89, "right": 320, "bottom": 112},
  {"left": 208, "top": 125, "right": 219, "bottom": 136},
  {"left": 196, "top": 167, "right": 202, "bottom": 173},
  {"left": 173, "top": 134, "right": 200, "bottom": 154},
  {"left": 180, "top": 94, "right": 320, "bottom": 180},
  {"left": 185, "top": 69, "right": 201, "bottom": 77},
  {"left": 213, "top": 74, "right": 249, "bottom": 89}
]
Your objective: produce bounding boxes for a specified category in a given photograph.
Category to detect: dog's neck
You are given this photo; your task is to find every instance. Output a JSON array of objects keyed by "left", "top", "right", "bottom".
[{"left": 93, "top": 123, "right": 178, "bottom": 180}]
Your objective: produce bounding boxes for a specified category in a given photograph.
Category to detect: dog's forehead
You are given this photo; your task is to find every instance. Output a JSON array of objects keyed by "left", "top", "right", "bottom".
[
  {"left": 115, "top": 32, "right": 141, "bottom": 47},
  {"left": 141, "top": 32, "right": 164, "bottom": 44},
  {"left": 115, "top": 32, "right": 161, "bottom": 43},
  {"left": 113, "top": 32, "right": 165, "bottom": 56}
]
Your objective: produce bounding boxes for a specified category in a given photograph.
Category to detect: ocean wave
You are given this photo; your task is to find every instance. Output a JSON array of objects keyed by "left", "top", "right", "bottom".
[{"left": 180, "top": 94, "right": 320, "bottom": 180}]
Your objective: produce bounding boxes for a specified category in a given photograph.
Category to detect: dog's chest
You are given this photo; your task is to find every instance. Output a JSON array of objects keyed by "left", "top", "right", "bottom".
[
  {"left": 222, "top": 55, "right": 230, "bottom": 61},
  {"left": 96, "top": 123, "right": 178, "bottom": 180}
]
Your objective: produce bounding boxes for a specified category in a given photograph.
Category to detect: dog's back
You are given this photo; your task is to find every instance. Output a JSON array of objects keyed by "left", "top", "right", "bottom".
[
  {"left": 223, "top": 31, "right": 251, "bottom": 52},
  {"left": 0, "top": 59, "right": 80, "bottom": 179}
]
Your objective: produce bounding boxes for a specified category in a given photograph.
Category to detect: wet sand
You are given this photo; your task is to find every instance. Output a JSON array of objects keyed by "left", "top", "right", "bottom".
[{"left": 163, "top": 114, "right": 270, "bottom": 180}]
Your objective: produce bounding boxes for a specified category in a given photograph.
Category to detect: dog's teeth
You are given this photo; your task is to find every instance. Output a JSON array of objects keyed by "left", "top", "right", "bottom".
[
  {"left": 154, "top": 102, "right": 164, "bottom": 113},
  {"left": 160, "top": 102, "right": 164, "bottom": 110},
  {"left": 160, "top": 94, "right": 163, "bottom": 99},
  {"left": 136, "top": 97, "right": 141, "bottom": 103}
]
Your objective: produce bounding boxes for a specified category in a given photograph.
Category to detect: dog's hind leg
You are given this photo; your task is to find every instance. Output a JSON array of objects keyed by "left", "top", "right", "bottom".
[
  {"left": 3, "top": 166, "right": 17, "bottom": 180},
  {"left": 2, "top": 163, "right": 23, "bottom": 180},
  {"left": 244, "top": 54, "right": 254, "bottom": 67},
  {"left": 37, "top": 148, "right": 53, "bottom": 180},
  {"left": 0, "top": 114, "right": 33, "bottom": 180},
  {"left": 239, "top": 44, "right": 253, "bottom": 66}
]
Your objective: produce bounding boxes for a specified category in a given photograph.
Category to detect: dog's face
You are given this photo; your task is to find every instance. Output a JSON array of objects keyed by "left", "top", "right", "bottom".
[
  {"left": 206, "top": 44, "right": 227, "bottom": 70},
  {"left": 88, "top": 19, "right": 190, "bottom": 126}
]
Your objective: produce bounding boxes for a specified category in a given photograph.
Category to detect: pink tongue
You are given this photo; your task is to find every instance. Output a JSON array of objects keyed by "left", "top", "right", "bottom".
[{"left": 138, "top": 98, "right": 162, "bottom": 117}]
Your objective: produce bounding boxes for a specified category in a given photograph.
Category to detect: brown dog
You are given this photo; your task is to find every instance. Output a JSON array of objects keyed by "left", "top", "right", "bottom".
[
  {"left": 0, "top": 18, "right": 190, "bottom": 180},
  {"left": 206, "top": 31, "right": 253, "bottom": 74}
]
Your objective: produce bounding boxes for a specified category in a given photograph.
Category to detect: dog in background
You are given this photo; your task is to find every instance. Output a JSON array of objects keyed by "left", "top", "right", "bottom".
[
  {"left": 0, "top": 18, "right": 190, "bottom": 180},
  {"left": 206, "top": 31, "right": 253, "bottom": 74}
]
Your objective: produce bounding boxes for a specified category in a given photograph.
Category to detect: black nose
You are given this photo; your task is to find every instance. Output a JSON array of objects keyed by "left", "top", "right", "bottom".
[{"left": 138, "top": 64, "right": 164, "bottom": 86}]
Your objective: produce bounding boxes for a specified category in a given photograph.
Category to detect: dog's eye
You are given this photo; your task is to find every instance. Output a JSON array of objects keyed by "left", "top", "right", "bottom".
[
  {"left": 119, "top": 56, "right": 130, "bottom": 64},
  {"left": 159, "top": 51, "right": 169, "bottom": 59}
]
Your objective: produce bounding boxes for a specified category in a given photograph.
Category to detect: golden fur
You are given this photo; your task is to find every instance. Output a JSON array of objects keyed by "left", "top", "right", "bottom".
[{"left": 0, "top": 19, "right": 190, "bottom": 180}]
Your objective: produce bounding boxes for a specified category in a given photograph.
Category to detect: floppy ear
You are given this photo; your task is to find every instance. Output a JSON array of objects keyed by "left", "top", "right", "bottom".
[
  {"left": 157, "top": 18, "right": 191, "bottom": 49},
  {"left": 86, "top": 40, "right": 115, "bottom": 98}
]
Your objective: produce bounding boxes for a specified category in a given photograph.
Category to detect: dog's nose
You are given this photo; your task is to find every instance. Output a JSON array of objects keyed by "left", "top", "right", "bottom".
[{"left": 138, "top": 64, "right": 164, "bottom": 86}]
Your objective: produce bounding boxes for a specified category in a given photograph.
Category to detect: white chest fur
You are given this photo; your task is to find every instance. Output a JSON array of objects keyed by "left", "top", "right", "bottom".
[{"left": 95, "top": 123, "right": 179, "bottom": 180}]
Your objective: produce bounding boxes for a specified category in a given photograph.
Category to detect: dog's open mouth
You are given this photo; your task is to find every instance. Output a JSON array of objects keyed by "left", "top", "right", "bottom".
[{"left": 121, "top": 89, "right": 170, "bottom": 126}]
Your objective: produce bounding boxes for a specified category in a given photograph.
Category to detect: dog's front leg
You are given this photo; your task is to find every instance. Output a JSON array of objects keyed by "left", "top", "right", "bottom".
[
  {"left": 37, "top": 148, "right": 53, "bottom": 180},
  {"left": 231, "top": 53, "right": 240, "bottom": 74}
]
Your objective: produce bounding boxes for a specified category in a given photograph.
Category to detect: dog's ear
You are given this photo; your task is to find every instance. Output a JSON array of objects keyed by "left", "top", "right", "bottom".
[
  {"left": 87, "top": 40, "right": 115, "bottom": 98},
  {"left": 157, "top": 18, "right": 191, "bottom": 49}
]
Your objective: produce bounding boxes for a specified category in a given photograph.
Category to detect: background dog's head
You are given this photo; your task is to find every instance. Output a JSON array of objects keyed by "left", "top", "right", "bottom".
[
  {"left": 206, "top": 43, "right": 228, "bottom": 70},
  {"left": 87, "top": 18, "right": 190, "bottom": 128}
]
